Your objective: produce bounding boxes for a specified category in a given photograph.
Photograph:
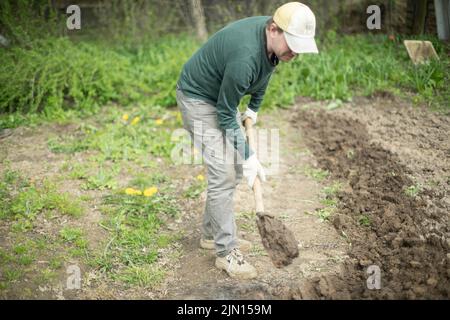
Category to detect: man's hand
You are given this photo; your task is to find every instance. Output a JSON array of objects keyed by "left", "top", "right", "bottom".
[
  {"left": 241, "top": 107, "right": 257, "bottom": 125},
  {"left": 243, "top": 154, "right": 266, "bottom": 188}
]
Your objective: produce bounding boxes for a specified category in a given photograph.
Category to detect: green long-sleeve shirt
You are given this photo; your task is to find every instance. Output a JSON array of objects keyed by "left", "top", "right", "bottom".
[{"left": 177, "top": 16, "right": 275, "bottom": 160}]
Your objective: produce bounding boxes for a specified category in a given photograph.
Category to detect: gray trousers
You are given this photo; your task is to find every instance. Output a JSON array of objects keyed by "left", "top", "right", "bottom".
[{"left": 176, "top": 87, "right": 243, "bottom": 257}]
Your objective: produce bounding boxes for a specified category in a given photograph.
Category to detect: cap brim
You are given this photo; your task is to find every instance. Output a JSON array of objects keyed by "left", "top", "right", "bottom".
[{"left": 284, "top": 32, "right": 318, "bottom": 54}]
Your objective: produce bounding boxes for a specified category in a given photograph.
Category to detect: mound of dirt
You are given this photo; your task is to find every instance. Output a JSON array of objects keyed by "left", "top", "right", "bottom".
[{"left": 289, "top": 103, "right": 449, "bottom": 299}]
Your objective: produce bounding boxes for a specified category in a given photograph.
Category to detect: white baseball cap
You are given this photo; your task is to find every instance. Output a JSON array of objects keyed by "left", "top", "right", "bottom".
[{"left": 273, "top": 2, "right": 318, "bottom": 54}]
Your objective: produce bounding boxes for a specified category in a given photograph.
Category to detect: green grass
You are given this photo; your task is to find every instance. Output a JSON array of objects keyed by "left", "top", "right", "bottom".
[
  {"left": 66, "top": 162, "right": 89, "bottom": 180},
  {"left": 2, "top": 31, "right": 448, "bottom": 129},
  {"left": 45, "top": 108, "right": 182, "bottom": 200},
  {"left": 4, "top": 268, "right": 23, "bottom": 282},
  {"left": 130, "top": 172, "right": 169, "bottom": 189},
  {"left": 48, "top": 256, "right": 64, "bottom": 270},
  {"left": 316, "top": 207, "right": 334, "bottom": 222},
  {"left": 313, "top": 182, "right": 343, "bottom": 223},
  {"left": 81, "top": 165, "right": 119, "bottom": 191},
  {"left": 0, "top": 35, "right": 198, "bottom": 128},
  {"left": 304, "top": 166, "right": 330, "bottom": 182},
  {"left": 236, "top": 211, "right": 257, "bottom": 233},
  {"left": 0, "top": 111, "right": 188, "bottom": 292},
  {"left": 59, "top": 227, "right": 85, "bottom": 245},
  {"left": 48, "top": 136, "right": 90, "bottom": 154},
  {"left": 90, "top": 177, "right": 181, "bottom": 286},
  {"left": 36, "top": 268, "right": 58, "bottom": 284},
  {"left": 3, "top": 242, "right": 35, "bottom": 267},
  {"left": 12, "top": 244, "right": 28, "bottom": 255},
  {"left": 249, "top": 245, "right": 268, "bottom": 257},
  {"left": 183, "top": 180, "right": 207, "bottom": 199},
  {"left": 0, "top": 234, "right": 87, "bottom": 291},
  {"left": 0, "top": 248, "right": 12, "bottom": 264},
  {"left": 404, "top": 184, "right": 421, "bottom": 198},
  {"left": 45, "top": 107, "right": 181, "bottom": 163},
  {"left": 322, "top": 182, "right": 342, "bottom": 197},
  {"left": 63, "top": 233, "right": 88, "bottom": 257},
  {"left": 115, "top": 265, "right": 165, "bottom": 288},
  {"left": 358, "top": 215, "right": 371, "bottom": 227},
  {"left": 320, "top": 182, "right": 342, "bottom": 207},
  {"left": 0, "top": 170, "right": 84, "bottom": 224},
  {"left": 319, "top": 198, "right": 337, "bottom": 207},
  {"left": 264, "top": 32, "right": 449, "bottom": 111},
  {"left": 0, "top": 244, "right": 31, "bottom": 284},
  {"left": 0, "top": 169, "right": 88, "bottom": 292}
]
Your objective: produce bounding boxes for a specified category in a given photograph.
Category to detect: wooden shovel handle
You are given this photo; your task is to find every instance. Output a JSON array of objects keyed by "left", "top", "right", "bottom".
[{"left": 244, "top": 118, "right": 264, "bottom": 213}]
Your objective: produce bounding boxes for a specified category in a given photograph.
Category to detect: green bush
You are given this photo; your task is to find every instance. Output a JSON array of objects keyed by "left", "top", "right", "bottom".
[
  {"left": 0, "top": 35, "right": 198, "bottom": 126},
  {"left": 1, "top": 32, "right": 448, "bottom": 129},
  {"left": 264, "top": 33, "right": 449, "bottom": 110},
  {"left": 0, "top": 38, "right": 126, "bottom": 115},
  {"left": 0, "top": 0, "right": 63, "bottom": 47}
]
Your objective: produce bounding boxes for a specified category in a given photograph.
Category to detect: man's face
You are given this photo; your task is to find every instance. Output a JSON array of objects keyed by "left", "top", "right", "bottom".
[{"left": 268, "top": 24, "right": 298, "bottom": 62}]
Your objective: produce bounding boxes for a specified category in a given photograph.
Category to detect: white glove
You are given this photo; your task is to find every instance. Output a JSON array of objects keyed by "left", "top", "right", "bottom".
[
  {"left": 242, "top": 107, "right": 257, "bottom": 125},
  {"left": 243, "top": 154, "right": 266, "bottom": 188}
]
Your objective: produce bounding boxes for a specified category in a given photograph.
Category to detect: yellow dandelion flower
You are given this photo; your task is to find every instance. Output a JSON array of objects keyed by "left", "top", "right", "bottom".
[
  {"left": 196, "top": 174, "right": 205, "bottom": 181},
  {"left": 155, "top": 119, "right": 164, "bottom": 125},
  {"left": 131, "top": 116, "right": 140, "bottom": 125},
  {"left": 144, "top": 187, "right": 158, "bottom": 197},
  {"left": 176, "top": 112, "right": 182, "bottom": 122},
  {"left": 125, "top": 188, "right": 142, "bottom": 195},
  {"left": 122, "top": 114, "right": 129, "bottom": 121},
  {"left": 125, "top": 187, "right": 137, "bottom": 195}
]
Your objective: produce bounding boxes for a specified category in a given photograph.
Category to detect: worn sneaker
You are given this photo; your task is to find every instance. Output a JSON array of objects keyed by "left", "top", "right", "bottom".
[
  {"left": 215, "top": 248, "right": 257, "bottom": 279},
  {"left": 200, "top": 237, "right": 252, "bottom": 252}
]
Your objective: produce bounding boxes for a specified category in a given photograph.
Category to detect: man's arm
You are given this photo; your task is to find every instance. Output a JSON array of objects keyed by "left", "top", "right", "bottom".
[
  {"left": 248, "top": 74, "right": 272, "bottom": 113},
  {"left": 242, "top": 75, "right": 272, "bottom": 125},
  {"left": 215, "top": 62, "right": 254, "bottom": 160}
]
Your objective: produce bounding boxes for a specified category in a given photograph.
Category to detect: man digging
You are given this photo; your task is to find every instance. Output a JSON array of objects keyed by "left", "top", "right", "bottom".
[{"left": 176, "top": 2, "right": 318, "bottom": 279}]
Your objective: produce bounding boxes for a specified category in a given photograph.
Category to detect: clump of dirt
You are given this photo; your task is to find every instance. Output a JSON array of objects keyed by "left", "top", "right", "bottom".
[
  {"left": 256, "top": 213, "right": 299, "bottom": 267},
  {"left": 289, "top": 105, "right": 449, "bottom": 299}
]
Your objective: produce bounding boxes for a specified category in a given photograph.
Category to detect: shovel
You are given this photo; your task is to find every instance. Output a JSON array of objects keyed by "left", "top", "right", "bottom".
[{"left": 243, "top": 118, "right": 299, "bottom": 267}]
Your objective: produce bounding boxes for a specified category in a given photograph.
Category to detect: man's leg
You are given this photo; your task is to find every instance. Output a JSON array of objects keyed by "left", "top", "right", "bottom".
[
  {"left": 176, "top": 89, "right": 238, "bottom": 256},
  {"left": 203, "top": 147, "right": 238, "bottom": 257},
  {"left": 204, "top": 109, "right": 245, "bottom": 252},
  {"left": 176, "top": 88, "right": 257, "bottom": 279}
]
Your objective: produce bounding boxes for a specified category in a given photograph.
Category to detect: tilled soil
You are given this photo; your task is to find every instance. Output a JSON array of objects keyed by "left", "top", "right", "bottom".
[{"left": 289, "top": 97, "right": 449, "bottom": 299}]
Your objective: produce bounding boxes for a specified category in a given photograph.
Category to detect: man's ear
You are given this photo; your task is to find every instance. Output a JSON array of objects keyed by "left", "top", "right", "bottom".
[
  {"left": 268, "top": 23, "right": 279, "bottom": 37},
  {"left": 269, "top": 23, "right": 277, "bottom": 32}
]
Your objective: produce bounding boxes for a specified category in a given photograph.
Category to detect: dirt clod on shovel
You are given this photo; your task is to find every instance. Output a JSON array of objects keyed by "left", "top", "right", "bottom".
[{"left": 256, "top": 212, "right": 299, "bottom": 268}]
